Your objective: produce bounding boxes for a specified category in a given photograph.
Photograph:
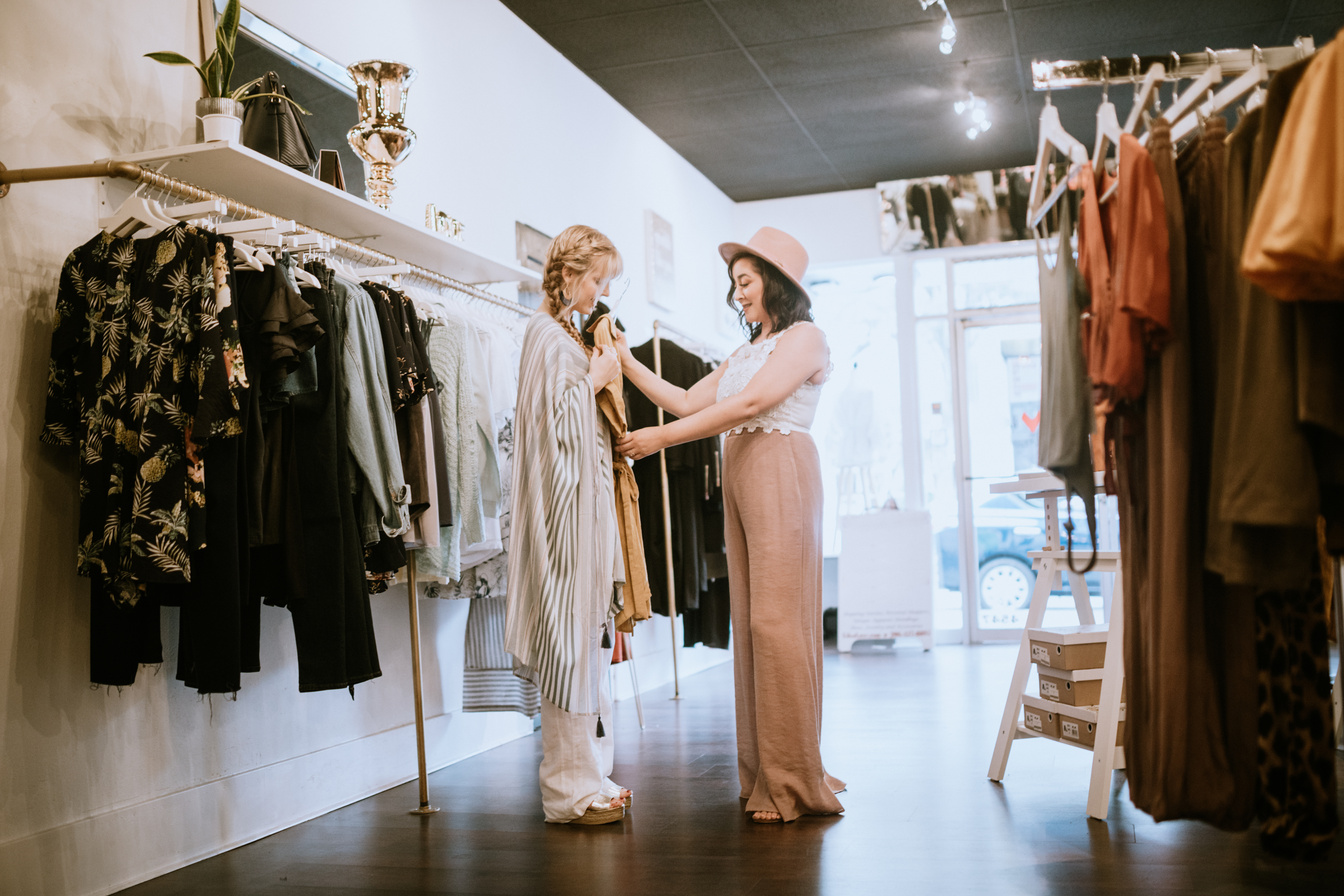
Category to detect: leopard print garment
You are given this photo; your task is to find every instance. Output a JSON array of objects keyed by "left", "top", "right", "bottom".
[{"left": 1254, "top": 585, "right": 1339, "bottom": 860}]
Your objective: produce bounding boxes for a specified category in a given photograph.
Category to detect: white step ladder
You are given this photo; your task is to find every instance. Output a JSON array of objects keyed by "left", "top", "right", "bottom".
[{"left": 985, "top": 472, "right": 1126, "bottom": 820}]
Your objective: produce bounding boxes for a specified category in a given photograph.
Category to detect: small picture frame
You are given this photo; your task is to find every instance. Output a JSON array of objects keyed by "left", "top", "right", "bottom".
[
  {"left": 318, "top": 150, "right": 346, "bottom": 190},
  {"left": 645, "top": 209, "right": 675, "bottom": 310}
]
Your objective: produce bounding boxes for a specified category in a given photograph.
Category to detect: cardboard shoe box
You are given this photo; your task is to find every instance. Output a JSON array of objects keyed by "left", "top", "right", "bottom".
[
  {"left": 1056, "top": 703, "right": 1126, "bottom": 748},
  {"left": 1027, "top": 624, "right": 1109, "bottom": 671},
  {"left": 1020, "top": 695, "right": 1060, "bottom": 738},
  {"left": 1038, "top": 667, "right": 1127, "bottom": 706}
]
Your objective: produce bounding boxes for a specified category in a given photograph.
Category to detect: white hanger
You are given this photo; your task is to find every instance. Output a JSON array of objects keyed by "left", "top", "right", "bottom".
[
  {"left": 1122, "top": 58, "right": 1166, "bottom": 133},
  {"left": 1140, "top": 52, "right": 1223, "bottom": 146},
  {"left": 1092, "top": 58, "right": 1123, "bottom": 185},
  {"left": 289, "top": 250, "right": 322, "bottom": 289},
  {"left": 98, "top": 194, "right": 177, "bottom": 238},
  {"left": 215, "top": 215, "right": 290, "bottom": 236},
  {"left": 232, "top": 240, "right": 265, "bottom": 271},
  {"left": 162, "top": 198, "right": 227, "bottom": 222},
  {"left": 325, "top": 255, "right": 361, "bottom": 281},
  {"left": 1026, "top": 92, "right": 1090, "bottom": 231},
  {"left": 354, "top": 262, "right": 413, "bottom": 280},
  {"left": 1169, "top": 56, "right": 1268, "bottom": 144},
  {"left": 1098, "top": 58, "right": 1165, "bottom": 204}
]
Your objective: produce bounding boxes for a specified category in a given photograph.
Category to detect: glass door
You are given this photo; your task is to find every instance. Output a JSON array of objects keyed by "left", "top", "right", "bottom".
[
  {"left": 955, "top": 317, "right": 1045, "bottom": 640},
  {"left": 906, "top": 244, "right": 1115, "bottom": 643},
  {"left": 955, "top": 317, "right": 1110, "bottom": 640}
]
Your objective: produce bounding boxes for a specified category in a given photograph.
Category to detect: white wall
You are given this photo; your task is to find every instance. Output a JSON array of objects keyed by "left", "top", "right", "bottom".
[
  {"left": 245, "top": 0, "right": 734, "bottom": 347},
  {"left": 0, "top": 2, "right": 733, "bottom": 894},
  {"left": 733, "top": 188, "right": 885, "bottom": 268}
]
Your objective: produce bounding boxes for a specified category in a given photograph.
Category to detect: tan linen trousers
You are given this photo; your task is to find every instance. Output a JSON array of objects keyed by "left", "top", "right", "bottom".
[{"left": 724, "top": 429, "right": 844, "bottom": 821}]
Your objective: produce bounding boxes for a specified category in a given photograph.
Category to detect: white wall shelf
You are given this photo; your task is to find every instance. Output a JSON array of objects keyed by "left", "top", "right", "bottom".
[{"left": 104, "top": 141, "right": 539, "bottom": 286}]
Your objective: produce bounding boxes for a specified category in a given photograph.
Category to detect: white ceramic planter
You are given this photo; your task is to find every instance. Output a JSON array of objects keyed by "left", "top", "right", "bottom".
[
  {"left": 201, "top": 113, "right": 242, "bottom": 143},
  {"left": 195, "top": 97, "right": 244, "bottom": 143}
]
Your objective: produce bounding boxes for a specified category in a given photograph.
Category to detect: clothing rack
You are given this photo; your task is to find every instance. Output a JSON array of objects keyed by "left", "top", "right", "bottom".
[
  {"left": 0, "top": 154, "right": 531, "bottom": 817},
  {"left": 648, "top": 319, "right": 723, "bottom": 698},
  {"left": 1031, "top": 39, "right": 1315, "bottom": 90}
]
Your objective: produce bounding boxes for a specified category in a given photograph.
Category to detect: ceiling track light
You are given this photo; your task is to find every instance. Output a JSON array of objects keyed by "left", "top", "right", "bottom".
[
  {"left": 920, "top": 0, "right": 958, "bottom": 55},
  {"left": 954, "top": 90, "right": 991, "bottom": 140}
]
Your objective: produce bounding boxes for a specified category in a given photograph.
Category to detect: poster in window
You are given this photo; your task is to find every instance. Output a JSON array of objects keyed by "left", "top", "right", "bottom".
[{"left": 645, "top": 209, "right": 675, "bottom": 310}]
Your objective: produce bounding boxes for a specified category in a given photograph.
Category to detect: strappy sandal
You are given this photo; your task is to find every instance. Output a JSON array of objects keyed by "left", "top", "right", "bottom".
[
  {"left": 601, "top": 782, "right": 633, "bottom": 807},
  {"left": 569, "top": 797, "right": 625, "bottom": 825}
]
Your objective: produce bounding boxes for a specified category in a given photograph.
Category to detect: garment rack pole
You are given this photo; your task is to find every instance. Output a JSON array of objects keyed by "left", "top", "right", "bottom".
[
  {"left": 1031, "top": 39, "right": 1314, "bottom": 91},
  {"left": 0, "top": 158, "right": 531, "bottom": 315},
  {"left": 651, "top": 321, "right": 681, "bottom": 698},
  {"left": 394, "top": 267, "right": 439, "bottom": 817},
  {"left": 404, "top": 556, "right": 439, "bottom": 815}
]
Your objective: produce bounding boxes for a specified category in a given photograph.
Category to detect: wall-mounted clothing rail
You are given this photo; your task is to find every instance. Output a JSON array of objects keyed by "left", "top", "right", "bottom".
[
  {"left": 1, "top": 154, "right": 531, "bottom": 818},
  {"left": 652, "top": 318, "right": 722, "bottom": 363},
  {"left": 0, "top": 158, "right": 532, "bottom": 316},
  {"left": 1031, "top": 38, "right": 1315, "bottom": 90}
]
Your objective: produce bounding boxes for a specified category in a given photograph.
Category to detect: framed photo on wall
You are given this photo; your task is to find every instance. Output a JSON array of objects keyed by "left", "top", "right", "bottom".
[{"left": 645, "top": 209, "right": 675, "bottom": 310}]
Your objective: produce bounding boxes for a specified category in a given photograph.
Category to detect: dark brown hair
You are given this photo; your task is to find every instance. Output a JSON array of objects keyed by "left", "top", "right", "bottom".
[{"left": 725, "top": 252, "right": 813, "bottom": 341}]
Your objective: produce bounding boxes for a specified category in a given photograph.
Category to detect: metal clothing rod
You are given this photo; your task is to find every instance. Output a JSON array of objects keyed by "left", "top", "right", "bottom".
[
  {"left": 0, "top": 157, "right": 532, "bottom": 316},
  {"left": 1031, "top": 38, "right": 1315, "bottom": 90},
  {"left": 651, "top": 318, "right": 720, "bottom": 361},
  {"left": 651, "top": 321, "right": 681, "bottom": 699}
]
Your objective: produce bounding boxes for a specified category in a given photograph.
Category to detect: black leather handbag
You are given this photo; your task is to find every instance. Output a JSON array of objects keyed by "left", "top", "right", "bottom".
[{"left": 240, "top": 71, "right": 318, "bottom": 175}]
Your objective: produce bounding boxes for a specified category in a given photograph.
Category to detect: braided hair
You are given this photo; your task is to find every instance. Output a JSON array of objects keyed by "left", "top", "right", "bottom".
[{"left": 542, "top": 225, "right": 623, "bottom": 355}]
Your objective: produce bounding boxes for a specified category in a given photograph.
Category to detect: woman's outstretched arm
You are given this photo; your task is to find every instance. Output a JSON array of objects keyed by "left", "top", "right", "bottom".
[
  {"left": 616, "top": 323, "right": 827, "bottom": 460},
  {"left": 614, "top": 327, "right": 727, "bottom": 419}
]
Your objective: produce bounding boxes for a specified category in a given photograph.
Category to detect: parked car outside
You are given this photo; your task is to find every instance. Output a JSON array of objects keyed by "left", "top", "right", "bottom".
[{"left": 937, "top": 493, "right": 1102, "bottom": 610}]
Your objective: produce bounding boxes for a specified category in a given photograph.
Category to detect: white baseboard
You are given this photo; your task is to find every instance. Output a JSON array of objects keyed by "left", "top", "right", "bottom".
[{"left": 0, "top": 710, "right": 532, "bottom": 896}]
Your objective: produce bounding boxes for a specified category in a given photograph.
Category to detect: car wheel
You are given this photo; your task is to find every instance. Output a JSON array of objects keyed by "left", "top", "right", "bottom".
[{"left": 979, "top": 557, "right": 1034, "bottom": 611}]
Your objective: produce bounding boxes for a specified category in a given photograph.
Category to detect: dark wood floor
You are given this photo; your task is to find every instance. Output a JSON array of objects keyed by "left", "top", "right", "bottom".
[{"left": 117, "top": 643, "right": 1342, "bottom": 896}]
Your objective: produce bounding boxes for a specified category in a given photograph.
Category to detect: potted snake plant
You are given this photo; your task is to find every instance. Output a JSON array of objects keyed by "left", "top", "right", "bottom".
[{"left": 146, "top": 0, "right": 308, "bottom": 142}]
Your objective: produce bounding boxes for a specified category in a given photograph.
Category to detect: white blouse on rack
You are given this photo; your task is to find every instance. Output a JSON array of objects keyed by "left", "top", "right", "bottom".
[{"left": 716, "top": 321, "right": 829, "bottom": 436}]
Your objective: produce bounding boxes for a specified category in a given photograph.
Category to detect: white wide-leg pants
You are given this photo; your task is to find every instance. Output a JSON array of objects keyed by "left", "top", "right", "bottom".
[{"left": 538, "top": 627, "right": 614, "bottom": 822}]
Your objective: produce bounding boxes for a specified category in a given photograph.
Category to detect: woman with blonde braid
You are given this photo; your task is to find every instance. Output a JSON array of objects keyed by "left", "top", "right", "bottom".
[{"left": 504, "top": 224, "right": 630, "bottom": 824}]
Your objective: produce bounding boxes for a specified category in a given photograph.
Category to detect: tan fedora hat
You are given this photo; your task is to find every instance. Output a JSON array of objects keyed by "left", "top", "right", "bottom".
[{"left": 718, "top": 226, "right": 810, "bottom": 296}]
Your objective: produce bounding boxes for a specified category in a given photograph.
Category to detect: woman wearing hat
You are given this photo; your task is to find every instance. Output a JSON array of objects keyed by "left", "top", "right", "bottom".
[{"left": 615, "top": 227, "right": 845, "bottom": 824}]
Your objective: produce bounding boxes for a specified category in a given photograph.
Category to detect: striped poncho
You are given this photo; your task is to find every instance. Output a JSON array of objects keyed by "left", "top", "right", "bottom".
[{"left": 505, "top": 312, "right": 622, "bottom": 714}]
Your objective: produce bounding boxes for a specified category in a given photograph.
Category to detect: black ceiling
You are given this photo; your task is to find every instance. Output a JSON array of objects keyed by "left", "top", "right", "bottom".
[{"left": 499, "top": 0, "right": 1344, "bottom": 201}]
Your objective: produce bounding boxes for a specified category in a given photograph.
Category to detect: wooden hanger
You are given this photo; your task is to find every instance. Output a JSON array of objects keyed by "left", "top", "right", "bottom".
[{"left": 1027, "top": 93, "right": 1089, "bottom": 231}]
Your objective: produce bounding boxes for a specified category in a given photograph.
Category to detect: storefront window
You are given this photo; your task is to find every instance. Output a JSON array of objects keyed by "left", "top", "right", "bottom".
[
  {"left": 806, "top": 261, "right": 904, "bottom": 558},
  {"left": 953, "top": 254, "right": 1039, "bottom": 309}
]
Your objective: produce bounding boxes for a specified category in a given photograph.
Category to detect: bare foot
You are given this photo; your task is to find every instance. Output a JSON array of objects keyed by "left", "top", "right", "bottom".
[{"left": 751, "top": 810, "right": 782, "bottom": 824}]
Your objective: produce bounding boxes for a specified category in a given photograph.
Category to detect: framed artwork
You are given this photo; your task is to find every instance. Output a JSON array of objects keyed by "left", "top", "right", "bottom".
[{"left": 645, "top": 209, "right": 675, "bottom": 310}]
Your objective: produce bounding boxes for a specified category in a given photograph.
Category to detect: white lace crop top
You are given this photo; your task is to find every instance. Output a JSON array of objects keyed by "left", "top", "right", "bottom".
[{"left": 716, "top": 322, "right": 829, "bottom": 436}]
